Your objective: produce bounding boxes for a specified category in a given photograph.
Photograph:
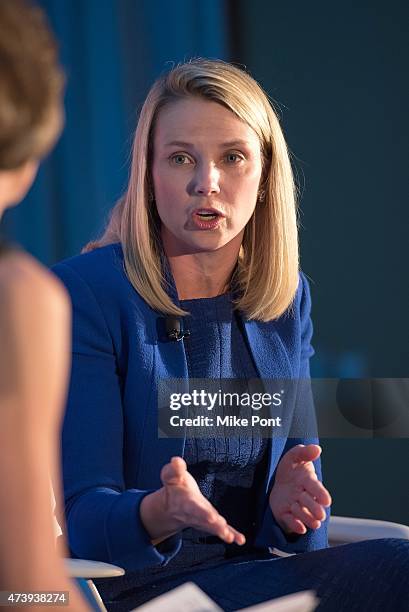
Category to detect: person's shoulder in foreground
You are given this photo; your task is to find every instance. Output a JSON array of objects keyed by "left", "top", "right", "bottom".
[
  {"left": 0, "top": 250, "right": 71, "bottom": 410},
  {"left": 1, "top": 248, "right": 69, "bottom": 316}
]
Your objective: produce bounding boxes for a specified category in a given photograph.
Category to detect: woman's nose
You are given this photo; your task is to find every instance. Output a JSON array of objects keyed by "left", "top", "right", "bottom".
[{"left": 192, "top": 164, "right": 221, "bottom": 196}]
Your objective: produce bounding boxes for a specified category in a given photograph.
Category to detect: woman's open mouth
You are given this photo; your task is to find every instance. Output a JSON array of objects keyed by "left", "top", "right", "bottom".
[{"left": 191, "top": 209, "right": 224, "bottom": 230}]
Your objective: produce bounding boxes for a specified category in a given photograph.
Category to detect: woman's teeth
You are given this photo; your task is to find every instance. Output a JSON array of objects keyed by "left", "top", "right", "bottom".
[{"left": 197, "top": 212, "right": 217, "bottom": 219}]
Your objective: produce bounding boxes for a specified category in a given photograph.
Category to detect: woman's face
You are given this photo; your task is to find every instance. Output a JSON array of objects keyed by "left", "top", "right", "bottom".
[{"left": 151, "top": 97, "right": 263, "bottom": 256}]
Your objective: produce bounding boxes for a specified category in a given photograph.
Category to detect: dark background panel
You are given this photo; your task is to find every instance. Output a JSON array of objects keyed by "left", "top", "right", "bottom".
[
  {"left": 230, "top": 0, "right": 409, "bottom": 379},
  {"left": 229, "top": 0, "right": 408, "bottom": 524}
]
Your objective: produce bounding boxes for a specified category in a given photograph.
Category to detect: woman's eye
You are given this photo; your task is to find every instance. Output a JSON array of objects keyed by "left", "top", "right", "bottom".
[
  {"left": 170, "top": 154, "right": 191, "bottom": 165},
  {"left": 225, "top": 152, "right": 243, "bottom": 163}
]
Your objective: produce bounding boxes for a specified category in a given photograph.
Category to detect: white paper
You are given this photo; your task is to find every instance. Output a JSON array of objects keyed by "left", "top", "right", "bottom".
[
  {"left": 133, "top": 582, "right": 222, "bottom": 611},
  {"left": 238, "top": 590, "right": 318, "bottom": 612},
  {"left": 132, "top": 583, "right": 318, "bottom": 612}
]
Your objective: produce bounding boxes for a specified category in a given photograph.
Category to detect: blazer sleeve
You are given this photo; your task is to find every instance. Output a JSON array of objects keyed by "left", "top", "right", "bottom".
[
  {"left": 255, "top": 273, "right": 330, "bottom": 553},
  {"left": 52, "top": 262, "right": 181, "bottom": 570}
]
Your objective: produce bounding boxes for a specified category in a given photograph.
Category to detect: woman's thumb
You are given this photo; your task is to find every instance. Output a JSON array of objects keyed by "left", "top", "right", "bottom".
[
  {"left": 161, "top": 456, "right": 186, "bottom": 485},
  {"left": 295, "top": 444, "right": 321, "bottom": 462}
]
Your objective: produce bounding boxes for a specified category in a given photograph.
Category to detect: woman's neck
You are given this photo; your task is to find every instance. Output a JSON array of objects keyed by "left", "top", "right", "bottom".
[{"left": 163, "top": 235, "right": 241, "bottom": 300}]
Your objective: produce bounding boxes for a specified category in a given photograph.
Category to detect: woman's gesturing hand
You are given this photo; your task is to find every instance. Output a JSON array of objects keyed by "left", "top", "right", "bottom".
[
  {"left": 140, "top": 456, "right": 246, "bottom": 546},
  {"left": 269, "top": 444, "right": 332, "bottom": 536}
]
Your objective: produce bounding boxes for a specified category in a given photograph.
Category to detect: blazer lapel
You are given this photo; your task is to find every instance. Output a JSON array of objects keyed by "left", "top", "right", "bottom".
[
  {"left": 136, "top": 315, "right": 188, "bottom": 490},
  {"left": 136, "top": 256, "right": 190, "bottom": 488},
  {"left": 243, "top": 319, "right": 293, "bottom": 379},
  {"left": 243, "top": 319, "right": 294, "bottom": 494}
]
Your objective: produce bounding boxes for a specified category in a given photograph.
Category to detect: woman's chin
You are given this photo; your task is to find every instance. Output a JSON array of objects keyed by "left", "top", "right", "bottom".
[{"left": 162, "top": 231, "right": 230, "bottom": 256}]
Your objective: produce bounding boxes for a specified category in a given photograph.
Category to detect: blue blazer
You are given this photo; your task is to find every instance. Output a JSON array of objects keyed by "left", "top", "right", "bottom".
[{"left": 53, "top": 243, "right": 329, "bottom": 572}]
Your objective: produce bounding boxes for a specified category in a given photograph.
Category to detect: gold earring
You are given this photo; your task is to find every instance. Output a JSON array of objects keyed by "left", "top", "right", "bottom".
[{"left": 258, "top": 189, "right": 265, "bottom": 202}]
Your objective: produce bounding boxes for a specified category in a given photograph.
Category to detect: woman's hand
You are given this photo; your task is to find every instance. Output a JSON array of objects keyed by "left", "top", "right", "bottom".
[
  {"left": 140, "top": 456, "right": 246, "bottom": 546},
  {"left": 269, "top": 444, "right": 332, "bottom": 536}
]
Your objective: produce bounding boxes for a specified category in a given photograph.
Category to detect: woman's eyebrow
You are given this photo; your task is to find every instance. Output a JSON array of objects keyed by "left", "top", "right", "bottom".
[
  {"left": 163, "top": 139, "right": 251, "bottom": 148},
  {"left": 164, "top": 140, "right": 193, "bottom": 148},
  {"left": 219, "top": 139, "right": 252, "bottom": 148}
]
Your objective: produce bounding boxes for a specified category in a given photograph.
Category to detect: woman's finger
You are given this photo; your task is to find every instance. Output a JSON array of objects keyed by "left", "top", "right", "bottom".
[
  {"left": 279, "top": 511, "right": 307, "bottom": 535},
  {"left": 290, "top": 501, "right": 321, "bottom": 530},
  {"left": 215, "top": 522, "right": 246, "bottom": 545},
  {"left": 277, "top": 445, "right": 321, "bottom": 476},
  {"left": 298, "top": 490, "right": 327, "bottom": 521},
  {"left": 220, "top": 525, "right": 246, "bottom": 545},
  {"left": 300, "top": 477, "right": 332, "bottom": 506},
  {"left": 189, "top": 502, "right": 246, "bottom": 545},
  {"left": 186, "top": 501, "right": 223, "bottom": 528}
]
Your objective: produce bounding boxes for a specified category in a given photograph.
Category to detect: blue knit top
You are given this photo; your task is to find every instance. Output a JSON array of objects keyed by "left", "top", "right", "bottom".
[{"left": 176, "top": 292, "right": 269, "bottom": 566}]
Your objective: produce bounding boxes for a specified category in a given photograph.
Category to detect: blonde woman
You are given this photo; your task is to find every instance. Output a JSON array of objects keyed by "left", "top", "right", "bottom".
[{"left": 53, "top": 60, "right": 409, "bottom": 611}]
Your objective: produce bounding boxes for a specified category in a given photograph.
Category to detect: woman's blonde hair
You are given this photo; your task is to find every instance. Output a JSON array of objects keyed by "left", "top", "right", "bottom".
[{"left": 85, "top": 59, "right": 299, "bottom": 321}]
